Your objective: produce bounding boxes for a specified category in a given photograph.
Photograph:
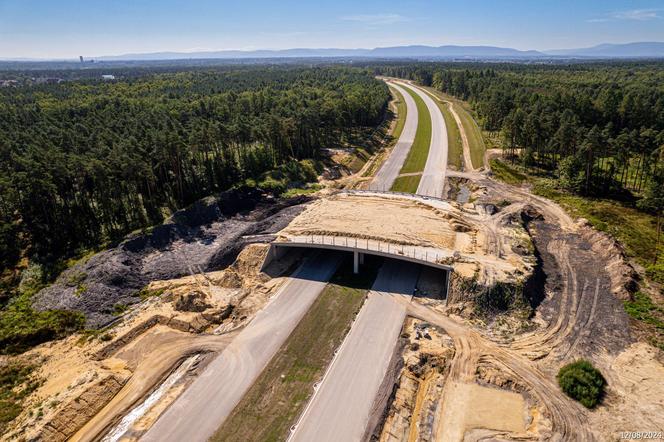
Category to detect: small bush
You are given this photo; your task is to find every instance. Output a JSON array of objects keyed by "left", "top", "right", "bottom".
[
  {"left": 645, "top": 263, "right": 664, "bottom": 285},
  {"left": 623, "top": 291, "right": 664, "bottom": 330},
  {"left": 0, "top": 294, "right": 85, "bottom": 354},
  {"left": 137, "top": 287, "right": 165, "bottom": 300},
  {"left": 557, "top": 359, "right": 606, "bottom": 408}
]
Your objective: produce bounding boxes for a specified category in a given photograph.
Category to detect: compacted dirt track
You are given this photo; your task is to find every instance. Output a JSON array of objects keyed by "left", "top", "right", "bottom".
[{"left": 403, "top": 301, "right": 594, "bottom": 441}]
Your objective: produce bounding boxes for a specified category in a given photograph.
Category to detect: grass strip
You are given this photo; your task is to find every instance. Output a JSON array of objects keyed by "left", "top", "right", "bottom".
[
  {"left": 439, "top": 101, "right": 462, "bottom": 169},
  {"left": 211, "top": 256, "right": 380, "bottom": 442},
  {"left": 489, "top": 159, "right": 528, "bottom": 185},
  {"left": 455, "top": 103, "right": 486, "bottom": 169},
  {"left": 396, "top": 86, "right": 431, "bottom": 174},
  {"left": 391, "top": 175, "right": 422, "bottom": 193}
]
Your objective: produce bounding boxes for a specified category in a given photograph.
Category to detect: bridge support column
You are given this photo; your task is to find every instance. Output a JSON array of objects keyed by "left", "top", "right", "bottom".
[
  {"left": 359, "top": 252, "right": 365, "bottom": 265},
  {"left": 445, "top": 270, "right": 451, "bottom": 305},
  {"left": 353, "top": 251, "right": 359, "bottom": 274}
]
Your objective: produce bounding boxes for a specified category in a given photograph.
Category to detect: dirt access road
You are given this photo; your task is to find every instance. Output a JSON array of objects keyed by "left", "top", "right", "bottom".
[
  {"left": 369, "top": 81, "right": 418, "bottom": 191},
  {"left": 289, "top": 261, "right": 420, "bottom": 442},
  {"left": 140, "top": 252, "right": 342, "bottom": 442},
  {"left": 396, "top": 81, "right": 449, "bottom": 198}
]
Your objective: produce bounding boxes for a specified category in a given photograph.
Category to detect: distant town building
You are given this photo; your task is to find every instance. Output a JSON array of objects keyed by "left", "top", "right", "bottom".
[
  {"left": 80, "top": 55, "right": 84, "bottom": 63},
  {"left": 0, "top": 80, "right": 19, "bottom": 87},
  {"left": 101, "top": 74, "right": 116, "bottom": 80},
  {"left": 33, "top": 77, "right": 63, "bottom": 85}
]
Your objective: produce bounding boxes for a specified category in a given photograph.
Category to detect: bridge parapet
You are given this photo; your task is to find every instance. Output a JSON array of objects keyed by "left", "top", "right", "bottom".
[{"left": 268, "top": 234, "right": 454, "bottom": 272}]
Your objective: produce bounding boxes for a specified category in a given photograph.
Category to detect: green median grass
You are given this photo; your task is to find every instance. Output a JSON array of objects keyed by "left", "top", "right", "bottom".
[
  {"left": 391, "top": 174, "right": 422, "bottom": 193},
  {"left": 211, "top": 256, "right": 379, "bottom": 442},
  {"left": 436, "top": 99, "right": 462, "bottom": 169},
  {"left": 396, "top": 86, "right": 431, "bottom": 175}
]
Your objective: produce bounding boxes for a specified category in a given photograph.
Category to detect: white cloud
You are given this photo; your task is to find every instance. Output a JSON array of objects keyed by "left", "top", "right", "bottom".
[
  {"left": 341, "top": 13, "right": 409, "bottom": 26},
  {"left": 587, "top": 8, "right": 661, "bottom": 23},
  {"left": 612, "top": 9, "right": 660, "bottom": 20}
]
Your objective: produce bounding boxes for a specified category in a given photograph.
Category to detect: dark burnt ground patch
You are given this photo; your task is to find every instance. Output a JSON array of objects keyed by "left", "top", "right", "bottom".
[
  {"left": 32, "top": 191, "right": 310, "bottom": 328},
  {"left": 528, "top": 219, "right": 633, "bottom": 359}
]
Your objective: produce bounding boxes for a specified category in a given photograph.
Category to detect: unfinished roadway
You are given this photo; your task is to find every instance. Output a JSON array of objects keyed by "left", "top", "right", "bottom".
[
  {"left": 370, "top": 80, "right": 448, "bottom": 198},
  {"left": 141, "top": 252, "right": 342, "bottom": 442},
  {"left": 138, "top": 79, "right": 603, "bottom": 442},
  {"left": 287, "top": 80, "right": 456, "bottom": 441}
]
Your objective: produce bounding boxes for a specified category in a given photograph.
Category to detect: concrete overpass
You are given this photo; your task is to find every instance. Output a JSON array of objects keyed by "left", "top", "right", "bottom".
[{"left": 263, "top": 233, "right": 453, "bottom": 299}]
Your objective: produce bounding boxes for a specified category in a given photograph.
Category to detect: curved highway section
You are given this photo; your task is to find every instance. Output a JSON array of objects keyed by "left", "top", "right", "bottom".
[{"left": 370, "top": 81, "right": 418, "bottom": 191}]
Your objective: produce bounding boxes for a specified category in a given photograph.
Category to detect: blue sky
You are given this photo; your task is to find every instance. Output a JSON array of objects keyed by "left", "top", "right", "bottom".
[{"left": 1, "top": 0, "right": 664, "bottom": 58}]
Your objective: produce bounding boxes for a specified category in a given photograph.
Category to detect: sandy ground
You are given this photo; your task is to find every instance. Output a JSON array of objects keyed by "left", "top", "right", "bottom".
[
  {"left": 2, "top": 244, "right": 299, "bottom": 442},
  {"left": 437, "top": 381, "right": 528, "bottom": 440},
  {"left": 280, "top": 193, "right": 461, "bottom": 250},
  {"left": 278, "top": 192, "right": 533, "bottom": 285},
  {"left": 142, "top": 252, "right": 342, "bottom": 442},
  {"left": 376, "top": 318, "right": 455, "bottom": 442}
]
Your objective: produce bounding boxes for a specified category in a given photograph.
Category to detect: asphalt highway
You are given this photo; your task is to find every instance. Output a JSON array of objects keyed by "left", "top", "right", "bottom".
[
  {"left": 397, "top": 81, "right": 449, "bottom": 198},
  {"left": 370, "top": 81, "right": 418, "bottom": 191},
  {"left": 289, "top": 260, "right": 420, "bottom": 442},
  {"left": 140, "top": 251, "right": 342, "bottom": 442}
]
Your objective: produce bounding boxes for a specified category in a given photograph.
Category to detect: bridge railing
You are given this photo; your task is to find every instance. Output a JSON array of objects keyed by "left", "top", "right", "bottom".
[
  {"left": 284, "top": 234, "right": 452, "bottom": 269},
  {"left": 339, "top": 188, "right": 449, "bottom": 204}
]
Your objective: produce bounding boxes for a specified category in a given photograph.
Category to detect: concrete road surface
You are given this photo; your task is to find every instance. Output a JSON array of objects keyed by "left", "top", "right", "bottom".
[
  {"left": 369, "top": 81, "right": 418, "bottom": 191},
  {"left": 141, "top": 251, "right": 342, "bottom": 442},
  {"left": 397, "top": 81, "right": 448, "bottom": 198},
  {"left": 290, "top": 260, "right": 420, "bottom": 442}
]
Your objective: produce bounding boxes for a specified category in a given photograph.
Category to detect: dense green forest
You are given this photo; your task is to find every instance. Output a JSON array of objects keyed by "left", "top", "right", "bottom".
[
  {"left": 371, "top": 61, "right": 664, "bottom": 199},
  {"left": 0, "top": 66, "right": 389, "bottom": 271}
]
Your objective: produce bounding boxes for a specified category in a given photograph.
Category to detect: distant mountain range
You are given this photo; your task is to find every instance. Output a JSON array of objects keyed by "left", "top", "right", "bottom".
[
  {"left": 92, "top": 42, "right": 664, "bottom": 61},
  {"left": 4, "top": 42, "right": 664, "bottom": 62},
  {"left": 545, "top": 42, "right": 664, "bottom": 57},
  {"left": 96, "top": 45, "right": 544, "bottom": 61}
]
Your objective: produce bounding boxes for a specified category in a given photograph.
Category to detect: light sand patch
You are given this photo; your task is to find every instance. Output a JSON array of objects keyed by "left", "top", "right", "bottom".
[
  {"left": 437, "top": 381, "right": 528, "bottom": 441},
  {"left": 590, "top": 343, "right": 664, "bottom": 440},
  {"left": 281, "top": 194, "right": 461, "bottom": 250}
]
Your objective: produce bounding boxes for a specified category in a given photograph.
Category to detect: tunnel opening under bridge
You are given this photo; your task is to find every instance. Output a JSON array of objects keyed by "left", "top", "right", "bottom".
[{"left": 263, "top": 242, "right": 451, "bottom": 302}]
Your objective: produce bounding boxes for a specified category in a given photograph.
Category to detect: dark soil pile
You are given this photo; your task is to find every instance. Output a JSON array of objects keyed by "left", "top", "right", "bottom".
[{"left": 32, "top": 190, "right": 309, "bottom": 328}]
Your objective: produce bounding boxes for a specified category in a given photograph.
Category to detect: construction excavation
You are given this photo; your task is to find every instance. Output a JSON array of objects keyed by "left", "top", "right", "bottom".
[{"left": 3, "top": 78, "right": 663, "bottom": 442}]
